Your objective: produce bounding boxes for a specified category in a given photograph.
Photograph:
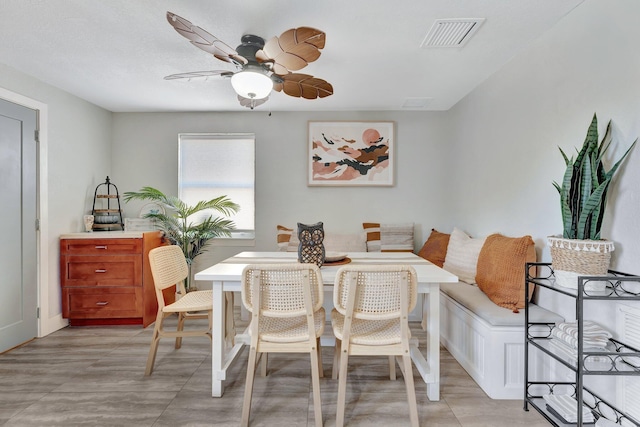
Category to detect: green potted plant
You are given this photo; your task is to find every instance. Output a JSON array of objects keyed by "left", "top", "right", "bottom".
[
  {"left": 123, "top": 187, "right": 240, "bottom": 291},
  {"left": 549, "top": 114, "right": 636, "bottom": 289}
]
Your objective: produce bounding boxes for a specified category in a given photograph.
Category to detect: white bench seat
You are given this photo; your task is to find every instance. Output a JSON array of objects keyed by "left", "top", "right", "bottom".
[
  {"left": 439, "top": 282, "right": 563, "bottom": 399},
  {"left": 440, "top": 282, "right": 563, "bottom": 326}
]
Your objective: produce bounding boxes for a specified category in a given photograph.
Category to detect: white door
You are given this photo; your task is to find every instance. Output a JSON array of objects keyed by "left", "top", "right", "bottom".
[{"left": 0, "top": 97, "right": 38, "bottom": 352}]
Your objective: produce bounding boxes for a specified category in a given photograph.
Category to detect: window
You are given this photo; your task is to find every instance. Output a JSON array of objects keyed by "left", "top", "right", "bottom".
[{"left": 178, "top": 133, "right": 255, "bottom": 239}]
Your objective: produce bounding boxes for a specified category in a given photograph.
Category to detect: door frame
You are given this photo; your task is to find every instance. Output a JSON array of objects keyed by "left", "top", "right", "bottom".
[{"left": 0, "top": 86, "right": 58, "bottom": 338}]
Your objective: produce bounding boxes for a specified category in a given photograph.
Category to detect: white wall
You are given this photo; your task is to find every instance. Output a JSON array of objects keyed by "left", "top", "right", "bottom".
[
  {"left": 446, "top": 0, "right": 640, "bottom": 406},
  {"left": 111, "top": 0, "right": 640, "bottom": 307},
  {"left": 447, "top": 0, "right": 640, "bottom": 271},
  {"left": 111, "top": 110, "right": 453, "bottom": 276},
  {"left": 0, "top": 63, "right": 112, "bottom": 332}
]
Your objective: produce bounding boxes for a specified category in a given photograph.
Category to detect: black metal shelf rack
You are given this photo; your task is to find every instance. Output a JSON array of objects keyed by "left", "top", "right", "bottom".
[{"left": 524, "top": 263, "right": 640, "bottom": 426}]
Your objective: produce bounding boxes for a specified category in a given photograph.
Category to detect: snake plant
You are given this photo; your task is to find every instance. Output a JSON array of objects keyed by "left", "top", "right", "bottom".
[{"left": 553, "top": 114, "right": 636, "bottom": 240}]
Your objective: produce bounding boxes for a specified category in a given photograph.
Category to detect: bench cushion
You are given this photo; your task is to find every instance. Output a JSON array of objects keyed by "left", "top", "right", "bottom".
[{"left": 440, "top": 282, "right": 563, "bottom": 326}]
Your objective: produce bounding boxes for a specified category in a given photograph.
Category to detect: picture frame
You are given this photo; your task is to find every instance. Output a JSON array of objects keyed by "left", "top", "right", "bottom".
[{"left": 308, "top": 121, "right": 395, "bottom": 186}]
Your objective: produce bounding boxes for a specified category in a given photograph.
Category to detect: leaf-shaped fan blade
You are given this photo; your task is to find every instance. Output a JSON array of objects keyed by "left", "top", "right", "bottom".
[
  {"left": 166, "top": 12, "right": 248, "bottom": 66},
  {"left": 164, "top": 70, "right": 234, "bottom": 80},
  {"left": 237, "top": 95, "right": 269, "bottom": 109},
  {"left": 273, "top": 74, "right": 333, "bottom": 99},
  {"left": 255, "top": 27, "right": 326, "bottom": 75}
]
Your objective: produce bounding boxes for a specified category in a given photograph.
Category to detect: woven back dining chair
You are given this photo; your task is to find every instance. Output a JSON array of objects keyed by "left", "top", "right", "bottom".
[
  {"left": 240, "top": 263, "right": 325, "bottom": 427},
  {"left": 331, "top": 265, "right": 419, "bottom": 427},
  {"left": 145, "top": 245, "right": 213, "bottom": 375}
]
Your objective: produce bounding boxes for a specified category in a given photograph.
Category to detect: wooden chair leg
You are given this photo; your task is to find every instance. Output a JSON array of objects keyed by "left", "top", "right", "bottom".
[
  {"left": 260, "top": 353, "right": 268, "bottom": 377},
  {"left": 316, "top": 337, "right": 323, "bottom": 378},
  {"left": 241, "top": 346, "right": 259, "bottom": 427},
  {"left": 309, "top": 346, "right": 323, "bottom": 427},
  {"left": 389, "top": 356, "right": 396, "bottom": 380},
  {"left": 332, "top": 338, "right": 342, "bottom": 379},
  {"left": 145, "top": 312, "right": 164, "bottom": 376},
  {"left": 402, "top": 354, "right": 419, "bottom": 427},
  {"left": 175, "top": 312, "right": 185, "bottom": 349},
  {"left": 336, "top": 347, "right": 350, "bottom": 427}
]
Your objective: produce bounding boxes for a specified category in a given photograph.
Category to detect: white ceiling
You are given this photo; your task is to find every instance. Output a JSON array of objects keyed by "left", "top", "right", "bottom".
[{"left": 0, "top": 0, "right": 584, "bottom": 112}]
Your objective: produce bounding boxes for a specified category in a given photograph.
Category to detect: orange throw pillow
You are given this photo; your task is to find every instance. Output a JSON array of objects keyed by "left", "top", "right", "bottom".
[
  {"left": 476, "top": 233, "right": 536, "bottom": 312},
  {"left": 417, "top": 229, "right": 450, "bottom": 267}
]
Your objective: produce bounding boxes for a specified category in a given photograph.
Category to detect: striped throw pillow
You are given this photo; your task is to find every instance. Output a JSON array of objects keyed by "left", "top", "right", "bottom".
[
  {"left": 363, "top": 222, "right": 414, "bottom": 252},
  {"left": 276, "top": 225, "right": 296, "bottom": 251}
]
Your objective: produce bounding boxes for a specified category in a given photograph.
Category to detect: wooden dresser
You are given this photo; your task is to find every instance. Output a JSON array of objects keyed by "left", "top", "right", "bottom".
[{"left": 60, "top": 231, "right": 168, "bottom": 327}]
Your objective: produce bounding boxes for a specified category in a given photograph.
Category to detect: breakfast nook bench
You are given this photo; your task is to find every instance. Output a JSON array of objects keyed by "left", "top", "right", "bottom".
[{"left": 417, "top": 227, "right": 563, "bottom": 399}]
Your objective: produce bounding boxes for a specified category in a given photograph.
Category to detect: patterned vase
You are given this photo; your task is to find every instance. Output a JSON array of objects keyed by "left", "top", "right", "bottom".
[{"left": 297, "top": 222, "right": 325, "bottom": 267}]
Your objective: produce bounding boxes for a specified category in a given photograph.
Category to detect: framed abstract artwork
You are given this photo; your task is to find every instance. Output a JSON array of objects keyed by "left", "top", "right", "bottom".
[{"left": 308, "top": 121, "right": 395, "bottom": 186}]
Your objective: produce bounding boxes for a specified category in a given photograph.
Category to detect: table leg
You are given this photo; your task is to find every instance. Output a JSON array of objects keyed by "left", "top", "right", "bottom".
[
  {"left": 212, "top": 280, "right": 225, "bottom": 397},
  {"left": 426, "top": 288, "right": 440, "bottom": 401},
  {"left": 225, "top": 292, "right": 235, "bottom": 348}
]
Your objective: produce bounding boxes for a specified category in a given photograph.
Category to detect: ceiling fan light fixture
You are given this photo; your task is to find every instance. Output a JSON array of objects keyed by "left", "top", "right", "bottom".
[
  {"left": 231, "top": 69, "right": 273, "bottom": 100},
  {"left": 165, "top": 13, "right": 332, "bottom": 107}
]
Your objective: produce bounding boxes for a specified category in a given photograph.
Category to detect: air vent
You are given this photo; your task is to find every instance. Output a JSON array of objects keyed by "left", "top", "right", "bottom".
[
  {"left": 402, "top": 98, "right": 433, "bottom": 109},
  {"left": 421, "top": 18, "right": 485, "bottom": 48}
]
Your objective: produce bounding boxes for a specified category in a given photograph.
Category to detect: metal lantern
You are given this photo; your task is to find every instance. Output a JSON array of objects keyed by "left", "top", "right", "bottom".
[{"left": 91, "top": 176, "right": 124, "bottom": 231}]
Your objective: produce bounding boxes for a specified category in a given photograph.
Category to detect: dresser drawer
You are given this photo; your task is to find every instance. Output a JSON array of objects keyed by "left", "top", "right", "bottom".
[
  {"left": 60, "top": 232, "right": 163, "bottom": 326},
  {"left": 60, "top": 238, "right": 142, "bottom": 255},
  {"left": 63, "top": 287, "right": 143, "bottom": 319},
  {"left": 62, "top": 255, "right": 142, "bottom": 287}
]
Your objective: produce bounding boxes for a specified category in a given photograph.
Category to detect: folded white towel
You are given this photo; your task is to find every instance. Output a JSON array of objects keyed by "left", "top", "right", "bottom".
[
  {"left": 543, "top": 394, "right": 595, "bottom": 423},
  {"left": 551, "top": 327, "right": 609, "bottom": 350},
  {"left": 555, "top": 320, "right": 612, "bottom": 339}
]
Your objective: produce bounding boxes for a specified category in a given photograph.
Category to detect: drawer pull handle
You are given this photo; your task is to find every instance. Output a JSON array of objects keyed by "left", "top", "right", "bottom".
[
  {"left": 95, "top": 301, "right": 109, "bottom": 306},
  {"left": 95, "top": 245, "right": 108, "bottom": 249},
  {"left": 95, "top": 269, "right": 107, "bottom": 273}
]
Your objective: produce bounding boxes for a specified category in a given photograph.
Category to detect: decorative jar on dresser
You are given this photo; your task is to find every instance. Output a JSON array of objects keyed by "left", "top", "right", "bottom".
[{"left": 59, "top": 231, "right": 170, "bottom": 327}]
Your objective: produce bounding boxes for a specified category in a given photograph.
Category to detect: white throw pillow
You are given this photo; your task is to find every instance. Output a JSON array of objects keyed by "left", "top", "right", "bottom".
[{"left": 442, "top": 227, "right": 486, "bottom": 284}]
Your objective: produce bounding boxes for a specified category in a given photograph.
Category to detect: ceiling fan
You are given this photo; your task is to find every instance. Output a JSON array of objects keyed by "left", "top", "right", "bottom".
[{"left": 165, "top": 12, "right": 334, "bottom": 109}]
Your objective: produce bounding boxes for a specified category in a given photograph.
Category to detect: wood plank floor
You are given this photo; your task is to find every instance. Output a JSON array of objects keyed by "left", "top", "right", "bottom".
[{"left": 0, "top": 315, "right": 548, "bottom": 426}]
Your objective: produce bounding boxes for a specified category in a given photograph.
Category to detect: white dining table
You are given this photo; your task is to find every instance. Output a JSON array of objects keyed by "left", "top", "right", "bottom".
[{"left": 194, "top": 251, "right": 458, "bottom": 401}]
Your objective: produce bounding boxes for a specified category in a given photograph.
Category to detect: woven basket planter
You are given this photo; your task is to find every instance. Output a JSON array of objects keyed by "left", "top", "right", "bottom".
[{"left": 548, "top": 236, "right": 614, "bottom": 291}]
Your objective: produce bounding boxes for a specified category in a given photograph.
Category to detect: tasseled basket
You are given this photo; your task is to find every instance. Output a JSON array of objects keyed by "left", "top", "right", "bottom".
[{"left": 548, "top": 236, "right": 614, "bottom": 291}]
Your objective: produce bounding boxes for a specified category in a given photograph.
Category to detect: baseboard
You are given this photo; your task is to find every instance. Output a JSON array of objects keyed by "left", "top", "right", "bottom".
[{"left": 39, "top": 313, "right": 68, "bottom": 337}]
